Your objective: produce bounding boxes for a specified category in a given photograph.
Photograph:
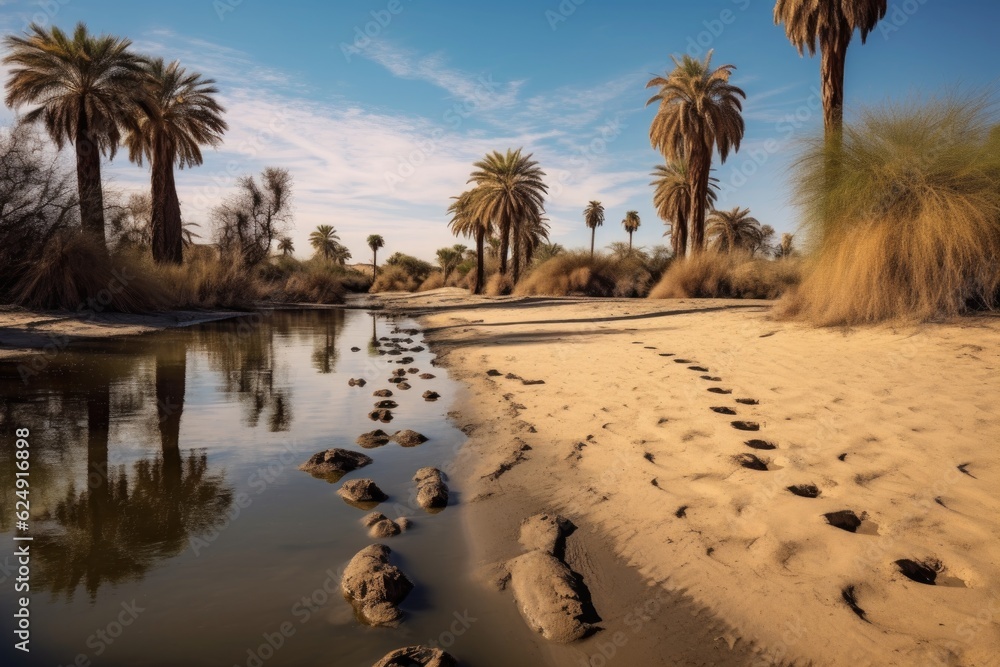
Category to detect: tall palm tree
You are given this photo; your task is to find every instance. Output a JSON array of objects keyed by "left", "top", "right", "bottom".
[
  {"left": 774, "top": 0, "right": 887, "bottom": 142},
  {"left": 448, "top": 189, "right": 492, "bottom": 294},
  {"left": 126, "top": 58, "right": 227, "bottom": 264},
  {"left": 647, "top": 51, "right": 745, "bottom": 253},
  {"left": 309, "top": 225, "right": 340, "bottom": 261},
  {"left": 330, "top": 243, "right": 351, "bottom": 266},
  {"left": 652, "top": 161, "right": 720, "bottom": 258},
  {"left": 584, "top": 200, "right": 605, "bottom": 258},
  {"left": 3, "top": 23, "right": 148, "bottom": 245},
  {"left": 706, "top": 207, "right": 764, "bottom": 253},
  {"left": 468, "top": 149, "right": 548, "bottom": 284},
  {"left": 515, "top": 212, "right": 550, "bottom": 271},
  {"left": 366, "top": 234, "right": 384, "bottom": 280},
  {"left": 277, "top": 237, "right": 294, "bottom": 257},
  {"left": 622, "top": 210, "right": 641, "bottom": 251}
]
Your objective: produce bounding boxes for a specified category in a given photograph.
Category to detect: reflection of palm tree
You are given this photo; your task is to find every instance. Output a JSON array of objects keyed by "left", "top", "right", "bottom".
[{"left": 311, "top": 312, "right": 339, "bottom": 374}]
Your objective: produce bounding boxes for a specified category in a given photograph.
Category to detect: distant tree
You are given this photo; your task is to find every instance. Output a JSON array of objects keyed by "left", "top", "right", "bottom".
[
  {"left": 366, "top": 234, "right": 385, "bottom": 280},
  {"left": 534, "top": 242, "right": 565, "bottom": 264},
  {"left": 108, "top": 192, "right": 153, "bottom": 249},
  {"left": 622, "top": 210, "right": 641, "bottom": 250},
  {"left": 436, "top": 246, "right": 463, "bottom": 280},
  {"left": 277, "top": 237, "right": 294, "bottom": 256},
  {"left": 584, "top": 200, "right": 605, "bottom": 258},
  {"left": 213, "top": 167, "right": 292, "bottom": 266},
  {"left": 775, "top": 232, "right": 795, "bottom": 258},
  {"left": 608, "top": 241, "right": 646, "bottom": 260},
  {"left": 448, "top": 190, "right": 492, "bottom": 294},
  {"left": 330, "top": 242, "right": 351, "bottom": 266},
  {"left": 707, "top": 207, "right": 765, "bottom": 253},
  {"left": 309, "top": 225, "right": 340, "bottom": 261},
  {"left": 751, "top": 224, "right": 776, "bottom": 257}
]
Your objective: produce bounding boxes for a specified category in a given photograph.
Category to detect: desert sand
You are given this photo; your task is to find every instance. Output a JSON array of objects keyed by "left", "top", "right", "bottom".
[{"left": 377, "top": 288, "right": 1000, "bottom": 667}]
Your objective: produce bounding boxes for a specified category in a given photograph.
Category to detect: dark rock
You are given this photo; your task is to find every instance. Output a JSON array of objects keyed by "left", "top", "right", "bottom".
[
  {"left": 298, "top": 449, "right": 372, "bottom": 481},
  {"left": 375, "top": 400, "right": 398, "bottom": 409},
  {"left": 341, "top": 544, "right": 412, "bottom": 627},
  {"left": 373, "top": 389, "right": 393, "bottom": 397},
  {"left": 392, "top": 368, "right": 407, "bottom": 377},
  {"left": 348, "top": 378, "right": 367, "bottom": 387},
  {"left": 350, "top": 347, "right": 360, "bottom": 352},
  {"left": 397, "top": 382, "right": 412, "bottom": 390},
  {"left": 357, "top": 430, "right": 391, "bottom": 448},
  {"left": 487, "top": 369, "right": 502, "bottom": 377},
  {"left": 338, "top": 478, "right": 388, "bottom": 506},
  {"left": 407, "top": 367, "right": 420, "bottom": 374},
  {"left": 393, "top": 430, "right": 428, "bottom": 447},
  {"left": 419, "top": 373, "right": 436, "bottom": 380},
  {"left": 423, "top": 390, "right": 440, "bottom": 401},
  {"left": 369, "top": 408, "right": 394, "bottom": 423}
]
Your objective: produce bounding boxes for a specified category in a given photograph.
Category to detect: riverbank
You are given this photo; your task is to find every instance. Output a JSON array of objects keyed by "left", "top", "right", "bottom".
[{"left": 379, "top": 288, "right": 1000, "bottom": 667}]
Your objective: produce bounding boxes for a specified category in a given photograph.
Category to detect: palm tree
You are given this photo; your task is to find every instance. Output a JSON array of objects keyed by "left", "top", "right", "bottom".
[
  {"left": 330, "top": 243, "right": 351, "bottom": 266},
  {"left": 3, "top": 23, "right": 148, "bottom": 245},
  {"left": 651, "top": 161, "right": 720, "bottom": 257},
  {"left": 277, "top": 237, "right": 294, "bottom": 257},
  {"left": 515, "top": 212, "right": 550, "bottom": 271},
  {"left": 436, "top": 246, "right": 461, "bottom": 281},
  {"left": 647, "top": 51, "right": 745, "bottom": 253},
  {"left": 468, "top": 149, "right": 548, "bottom": 284},
  {"left": 706, "top": 207, "right": 764, "bottom": 253},
  {"left": 774, "top": 0, "right": 887, "bottom": 142},
  {"left": 622, "top": 210, "right": 641, "bottom": 250},
  {"left": 584, "top": 200, "right": 604, "bottom": 258},
  {"left": 776, "top": 232, "right": 795, "bottom": 258},
  {"left": 309, "top": 225, "right": 340, "bottom": 261},
  {"left": 448, "top": 189, "right": 493, "bottom": 295},
  {"left": 366, "top": 234, "right": 384, "bottom": 280},
  {"left": 126, "top": 58, "right": 227, "bottom": 264}
]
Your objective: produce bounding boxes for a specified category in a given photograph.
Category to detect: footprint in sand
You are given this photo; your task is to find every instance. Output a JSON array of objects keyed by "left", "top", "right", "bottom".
[
  {"left": 731, "top": 421, "right": 760, "bottom": 431},
  {"left": 841, "top": 586, "right": 869, "bottom": 622},
  {"left": 711, "top": 406, "right": 737, "bottom": 415},
  {"left": 701, "top": 375, "right": 723, "bottom": 382},
  {"left": 708, "top": 387, "right": 732, "bottom": 395},
  {"left": 689, "top": 366, "right": 710, "bottom": 372},
  {"left": 675, "top": 505, "right": 688, "bottom": 518},
  {"left": 895, "top": 558, "right": 966, "bottom": 587},
  {"left": 735, "top": 398, "right": 759, "bottom": 405},
  {"left": 745, "top": 439, "right": 777, "bottom": 450},
  {"left": 674, "top": 359, "right": 693, "bottom": 364},
  {"left": 823, "top": 510, "right": 878, "bottom": 535},
  {"left": 658, "top": 353, "right": 675, "bottom": 357},
  {"left": 787, "top": 484, "right": 821, "bottom": 498},
  {"left": 735, "top": 453, "right": 768, "bottom": 471},
  {"left": 957, "top": 463, "right": 976, "bottom": 478},
  {"left": 644, "top": 346, "right": 657, "bottom": 350}
]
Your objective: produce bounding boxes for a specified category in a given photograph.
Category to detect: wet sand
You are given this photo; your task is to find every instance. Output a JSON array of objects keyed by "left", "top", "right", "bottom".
[{"left": 378, "top": 288, "right": 1000, "bottom": 667}]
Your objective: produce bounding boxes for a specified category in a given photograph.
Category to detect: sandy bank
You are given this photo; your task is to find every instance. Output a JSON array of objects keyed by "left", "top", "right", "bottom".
[{"left": 379, "top": 288, "right": 1000, "bottom": 667}]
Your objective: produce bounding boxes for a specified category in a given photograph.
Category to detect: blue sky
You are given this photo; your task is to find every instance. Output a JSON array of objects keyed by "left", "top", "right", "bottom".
[{"left": 1, "top": 0, "right": 997, "bottom": 262}]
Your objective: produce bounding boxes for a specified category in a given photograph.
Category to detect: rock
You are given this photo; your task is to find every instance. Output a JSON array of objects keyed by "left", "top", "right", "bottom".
[
  {"left": 373, "top": 389, "right": 394, "bottom": 397},
  {"left": 508, "top": 550, "right": 592, "bottom": 643},
  {"left": 409, "top": 346, "right": 426, "bottom": 352},
  {"left": 362, "top": 512, "right": 403, "bottom": 539},
  {"left": 519, "top": 513, "right": 573, "bottom": 557},
  {"left": 392, "top": 430, "right": 429, "bottom": 447},
  {"left": 396, "top": 517, "right": 412, "bottom": 531},
  {"left": 369, "top": 409, "right": 394, "bottom": 423},
  {"left": 413, "top": 467, "right": 449, "bottom": 510},
  {"left": 341, "top": 545, "right": 412, "bottom": 627},
  {"left": 398, "top": 356, "right": 415, "bottom": 365},
  {"left": 350, "top": 346, "right": 360, "bottom": 352},
  {"left": 392, "top": 368, "right": 407, "bottom": 377},
  {"left": 298, "top": 449, "right": 372, "bottom": 481},
  {"left": 372, "top": 646, "right": 457, "bottom": 667},
  {"left": 348, "top": 378, "right": 367, "bottom": 387},
  {"left": 374, "top": 400, "right": 398, "bottom": 409},
  {"left": 407, "top": 367, "right": 420, "bottom": 374},
  {"left": 423, "top": 391, "right": 440, "bottom": 401},
  {"left": 397, "top": 382, "right": 412, "bottom": 390},
  {"left": 338, "top": 478, "right": 388, "bottom": 506},
  {"left": 487, "top": 369, "right": 502, "bottom": 377},
  {"left": 357, "top": 429, "right": 391, "bottom": 448},
  {"left": 419, "top": 373, "right": 436, "bottom": 380},
  {"left": 388, "top": 377, "right": 404, "bottom": 384}
]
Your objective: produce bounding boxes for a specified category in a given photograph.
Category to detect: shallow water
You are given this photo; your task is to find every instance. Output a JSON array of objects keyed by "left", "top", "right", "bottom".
[{"left": 0, "top": 310, "right": 548, "bottom": 667}]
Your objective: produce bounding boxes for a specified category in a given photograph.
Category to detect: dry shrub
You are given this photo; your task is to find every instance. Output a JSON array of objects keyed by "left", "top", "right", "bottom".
[
  {"left": 779, "top": 94, "right": 1000, "bottom": 324},
  {"left": 370, "top": 265, "right": 419, "bottom": 292},
  {"left": 649, "top": 252, "right": 801, "bottom": 299},
  {"left": 154, "top": 253, "right": 265, "bottom": 309},
  {"left": 417, "top": 272, "right": 445, "bottom": 292},
  {"left": 484, "top": 272, "right": 514, "bottom": 296},
  {"left": 514, "top": 251, "right": 654, "bottom": 297},
  {"left": 12, "top": 231, "right": 169, "bottom": 311},
  {"left": 278, "top": 270, "right": 345, "bottom": 304}
]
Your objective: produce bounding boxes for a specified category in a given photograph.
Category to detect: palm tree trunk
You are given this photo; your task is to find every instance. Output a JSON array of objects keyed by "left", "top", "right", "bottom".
[
  {"left": 152, "top": 139, "right": 183, "bottom": 264},
  {"left": 474, "top": 228, "right": 485, "bottom": 295},
  {"left": 512, "top": 230, "right": 522, "bottom": 284},
  {"left": 75, "top": 108, "right": 106, "bottom": 247},
  {"left": 689, "top": 148, "right": 711, "bottom": 253},
  {"left": 372, "top": 249, "right": 377, "bottom": 280},
  {"left": 677, "top": 212, "right": 688, "bottom": 259},
  {"left": 820, "top": 31, "right": 851, "bottom": 145},
  {"left": 498, "top": 220, "right": 511, "bottom": 276},
  {"left": 590, "top": 227, "right": 596, "bottom": 258},
  {"left": 628, "top": 232, "right": 633, "bottom": 251}
]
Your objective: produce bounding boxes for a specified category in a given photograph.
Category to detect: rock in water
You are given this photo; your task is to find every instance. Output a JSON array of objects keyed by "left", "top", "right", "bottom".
[
  {"left": 298, "top": 449, "right": 372, "bottom": 481},
  {"left": 507, "top": 550, "right": 591, "bottom": 642},
  {"left": 348, "top": 378, "right": 367, "bottom": 387},
  {"left": 369, "top": 408, "right": 394, "bottom": 423},
  {"left": 341, "top": 545, "right": 413, "bottom": 627},
  {"left": 422, "top": 391, "right": 440, "bottom": 401},
  {"left": 362, "top": 512, "right": 404, "bottom": 538},
  {"left": 373, "top": 389, "right": 394, "bottom": 397},
  {"left": 338, "top": 478, "right": 388, "bottom": 506},
  {"left": 392, "top": 430, "right": 428, "bottom": 447},
  {"left": 357, "top": 430, "right": 391, "bottom": 448},
  {"left": 413, "top": 467, "right": 449, "bottom": 510},
  {"left": 519, "top": 513, "right": 573, "bottom": 557},
  {"left": 372, "top": 646, "right": 457, "bottom": 667}
]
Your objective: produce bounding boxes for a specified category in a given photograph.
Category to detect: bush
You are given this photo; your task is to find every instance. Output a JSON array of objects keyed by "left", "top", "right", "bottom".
[
  {"left": 417, "top": 272, "right": 445, "bottom": 292},
  {"left": 371, "top": 265, "right": 419, "bottom": 292},
  {"left": 649, "top": 252, "right": 801, "bottom": 299},
  {"left": 514, "top": 251, "right": 655, "bottom": 297},
  {"left": 153, "top": 252, "right": 264, "bottom": 309},
  {"left": 779, "top": 95, "right": 1000, "bottom": 324},
  {"left": 485, "top": 272, "right": 514, "bottom": 296}
]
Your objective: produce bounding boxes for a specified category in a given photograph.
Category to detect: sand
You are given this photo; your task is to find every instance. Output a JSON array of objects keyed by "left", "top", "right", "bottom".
[{"left": 377, "top": 288, "right": 1000, "bottom": 667}]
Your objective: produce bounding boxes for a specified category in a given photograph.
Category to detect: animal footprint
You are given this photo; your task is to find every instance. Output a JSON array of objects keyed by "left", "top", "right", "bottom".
[
  {"left": 731, "top": 421, "right": 759, "bottom": 431},
  {"left": 711, "top": 406, "right": 737, "bottom": 415},
  {"left": 735, "top": 398, "right": 759, "bottom": 405},
  {"left": 701, "top": 375, "right": 723, "bottom": 382},
  {"left": 745, "top": 439, "right": 776, "bottom": 450},
  {"left": 735, "top": 453, "right": 768, "bottom": 471},
  {"left": 707, "top": 387, "right": 732, "bottom": 395},
  {"left": 674, "top": 359, "right": 692, "bottom": 364},
  {"left": 689, "top": 366, "right": 710, "bottom": 372},
  {"left": 787, "top": 484, "right": 820, "bottom": 498}
]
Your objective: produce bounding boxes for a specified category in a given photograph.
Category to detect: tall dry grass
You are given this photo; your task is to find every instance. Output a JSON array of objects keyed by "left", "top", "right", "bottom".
[
  {"left": 779, "top": 95, "right": 1000, "bottom": 324},
  {"left": 370, "top": 265, "right": 420, "bottom": 292},
  {"left": 513, "top": 251, "right": 656, "bottom": 297},
  {"left": 649, "top": 252, "right": 801, "bottom": 299}
]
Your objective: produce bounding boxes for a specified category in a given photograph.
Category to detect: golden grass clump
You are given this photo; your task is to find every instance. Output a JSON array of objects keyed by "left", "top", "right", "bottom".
[
  {"left": 779, "top": 95, "right": 1000, "bottom": 324},
  {"left": 484, "top": 272, "right": 514, "bottom": 296},
  {"left": 153, "top": 253, "right": 265, "bottom": 309},
  {"left": 649, "top": 252, "right": 801, "bottom": 299},
  {"left": 370, "top": 265, "right": 419, "bottom": 292},
  {"left": 514, "top": 251, "right": 655, "bottom": 297},
  {"left": 12, "top": 231, "right": 169, "bottom": 312},
  {"left": 417, "top": 272, "right": 445, "bottom": 292}
]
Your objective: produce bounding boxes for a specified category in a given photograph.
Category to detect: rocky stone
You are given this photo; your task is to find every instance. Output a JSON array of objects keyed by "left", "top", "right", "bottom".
[
  {"left": 374, "top": 400, "right": 398, "bottom": 409},
  {"left": 357, "top": 429, "right": 391, "bottom": 448},
  {"left": 419, "top": 373, "right": 436, "bottom": 380},
  {"left": 519, "top": 513, "right": 573, "bottom": 557},
  {"left": 407, "top": 367, "right": 420, "bottom": 374},
  {"left": 422, "top": 390, "right": 440, "bottom": 401},
  {"left": 298, "top": 449, "right": 372, "bottom": 481},
  {"left": 372, "top": 646, "right": 457, "bottom": 667},
  {"left": 397, "top": 382, "right": 412, "bottom": 390},
  {"left": 348, "top": 378, "right": 367, "bottom": 387},
  {"left": 350, "top": 346, "right": 360, "bottom": 352},
  {"left": 337, "top": 478, "right": 388, "bottom": 506},
  {"left": 392, "top": 368, "right": 407, "bottom": 377},
  {"left": 373, "top": 389, "right": 394, "bottom": 397},
  {"left": 362, "top": 512, "right": 403, "bottom": 539},
  {"left": 508, "top": 550, "right": 592, "bottom": 643},
  {"left": 413, "top": 467, "right": 449, "bottom": 510},
  {"left": 392, "top": 430, "right": 428, "bottom": 447},
  {"left": 341, "top": 544, "right": 412, "bottom": 627},
  {"left": 369, "top": 408, "right": 393, "bottom": 423},
  {"left": 486, "top": 369, "right": 502, "bottom": 377}
]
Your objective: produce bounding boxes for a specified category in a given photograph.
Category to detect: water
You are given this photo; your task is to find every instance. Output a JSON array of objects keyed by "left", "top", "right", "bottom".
[{"left": 0, "top": 310, "right": 549, "bottom": 667}]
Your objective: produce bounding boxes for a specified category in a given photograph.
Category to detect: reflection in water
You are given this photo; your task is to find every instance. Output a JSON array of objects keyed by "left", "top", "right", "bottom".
[{"left": 311, "top": 310, "right": 343, "bottom": 374}]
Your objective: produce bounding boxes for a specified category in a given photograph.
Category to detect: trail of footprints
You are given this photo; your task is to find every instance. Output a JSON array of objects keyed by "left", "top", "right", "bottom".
[{"left": 634, "top": 339, "right": 973, "bottom": 623}]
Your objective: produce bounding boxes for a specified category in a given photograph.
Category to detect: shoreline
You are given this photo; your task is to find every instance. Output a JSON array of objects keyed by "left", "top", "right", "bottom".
[{"left": 381, "top": 288, "right": 1000, "bottom": 667}]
